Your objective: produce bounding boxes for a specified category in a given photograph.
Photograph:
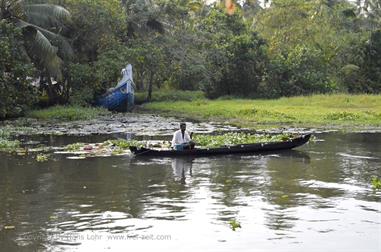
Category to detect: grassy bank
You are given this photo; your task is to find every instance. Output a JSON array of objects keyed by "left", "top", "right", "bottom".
[
  {"left": 143, "top": 94, "right": 381, "bottom": 128},
  {"left": 28, "top": 105, "right": 110, "bottom": 121},
  {"left": 135, "top": 90, "right": 205, "bottom": 104}
]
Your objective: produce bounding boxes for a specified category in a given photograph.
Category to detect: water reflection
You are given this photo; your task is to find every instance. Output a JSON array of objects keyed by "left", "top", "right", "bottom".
[
  {"left": 171, "top": 158, "right": 193, "bottom": 184},
  {"left": 0, "top": 133, "right": 380, "bottom": 251}
]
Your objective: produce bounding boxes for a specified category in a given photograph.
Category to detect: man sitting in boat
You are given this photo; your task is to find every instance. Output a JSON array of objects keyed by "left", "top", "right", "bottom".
[{"left": 171, "top": 122, "right": 195, "bottom": 150}]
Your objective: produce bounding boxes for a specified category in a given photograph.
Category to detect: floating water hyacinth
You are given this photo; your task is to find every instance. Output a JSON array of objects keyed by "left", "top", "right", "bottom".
[
  {"left": 193, "top": 132, "right": 295, "bottom": 148},
  {"left": 58, "top": 133, "right": 296, "bottom": 159},
  {"left": 371, "top": 177, "right": 381, "bottom": 189},
  {"left": 36, "top": 154, "right": 49, "bottom": 162},
  {"left": 59, "top": 139, "right": 148, "bottom": 158},
  {"left": 0, "top": 129, "right": 20, "bottom": 152},
  {"left": 229, "top": 219, "right": 241, "bottom": 231},
  {"left": 0, "top": 139, "right": 20, "bottom": 151}
]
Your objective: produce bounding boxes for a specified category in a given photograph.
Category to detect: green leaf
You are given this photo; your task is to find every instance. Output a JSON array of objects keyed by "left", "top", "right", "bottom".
[{"left": 24, "top": 4, "right": 71, "bottom": 24}]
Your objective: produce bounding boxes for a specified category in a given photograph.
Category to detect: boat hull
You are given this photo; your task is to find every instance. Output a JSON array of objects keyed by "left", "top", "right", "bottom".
[
  {"left": 130, "top": 134, "right": 311, "bottom": 157},
  {"left": 96, "top": 82, "right": 134, "bottom": 111}
]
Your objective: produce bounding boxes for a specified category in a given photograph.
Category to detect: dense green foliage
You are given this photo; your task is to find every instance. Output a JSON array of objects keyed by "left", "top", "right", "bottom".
[
  {"left": 0, "top": 21, "right": 37, "bottom": 119},
  {"left": 1, "top": 0, "right": 73, "bottom": 106},
  {"left": 255, "top": 0, "right": 380, "bottom": 95},
  {"left": 65, "top": 0, "right": 129, "bottom": 105},
  {"left": 1, "top": 0, "right": 381, "bottom": 119},
  {"left": 135, "top": 90, "right": 205, "bottom": 104},
  {"left": 200, "top": 8, "right": 267, "bottom": 98}
]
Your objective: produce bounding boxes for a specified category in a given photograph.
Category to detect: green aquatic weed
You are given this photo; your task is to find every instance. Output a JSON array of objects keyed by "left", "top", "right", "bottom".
[
  {"left": 111, "top": 148, "right": 126, "bottom": 155},
  {"left": 62, "top": 139, "right": 146, "bottom": 157},
  {"left": 109, "top": 139, "right": 144, "bottom": 149},
  {"left": 0, "top": 139, "right": 20, "bottom": 152},
  {"left": 193, "top": 132, "right": 295, "bottom": 148},
  {"left": 36, "top": 154, "right": 49, "bottom": 162},
  {"left": 371, "top": 177, "right": 381, "bottom": 189},
  {"left": 229, "top": 219, "right": 241, "bottom": 231},
  {"left": 0, "top": 129, "right": 11, "bottom": 138},
  {"left": 65, "top": 143, "right": 85, "bottom": 151}
]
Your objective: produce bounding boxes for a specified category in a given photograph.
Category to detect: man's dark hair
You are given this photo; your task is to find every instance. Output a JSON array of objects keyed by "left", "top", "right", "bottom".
[{"left": 180, "top": 122, "right": 186, "bottom": 127}]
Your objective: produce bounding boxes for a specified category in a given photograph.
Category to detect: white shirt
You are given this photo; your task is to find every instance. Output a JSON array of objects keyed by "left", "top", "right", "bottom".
[{"left": 171, "top": 130, "right": 191, "bottom": 147}]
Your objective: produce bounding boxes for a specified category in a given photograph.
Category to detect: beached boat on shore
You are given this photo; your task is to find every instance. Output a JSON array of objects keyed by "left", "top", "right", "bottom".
[{"left": 96, "top": 64, "right": 135, "bottom": 111}]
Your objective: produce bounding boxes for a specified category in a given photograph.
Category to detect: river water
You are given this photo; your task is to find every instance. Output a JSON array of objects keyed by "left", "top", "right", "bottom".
[{"left": 0, "top": 119, "right": 380, "bottom": 251}]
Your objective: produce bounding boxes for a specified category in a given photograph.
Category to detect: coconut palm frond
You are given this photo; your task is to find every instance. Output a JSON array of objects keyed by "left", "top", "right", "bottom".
[
  {"left": 24, "top": 4, "right": 71, "bottom": 25},
  {"left": 33, "top": 29, "right": 58, "bottom": 56},
  {"left": 24, "top": 10, "right": 60, "bottom": 28},
  {"left": 17, "top": 21, "right": 63, "bottom": 78},
  {"left": 2, "top": 0, "right": 24, "bottom": 19},
  {"left": 17, "top": 19, "right": 74, "bottom": 60},
  {"left": 17, "top": 20, "right": 58, "bottom": 56},
  {"left": 3, "top": 1, "right": 72, "bottom": 83},
  {"left": 23, "top": 0, "right": 46, "bottom": 4},
  {"left": 123, "top": 0, "right": 167, "bottom": 36},
  {"left": 30, "top": 30, "right": 64, "bottom": 80},
  {"left": 38, "top": 28, "right": 74, "bottom": 60},
  {"left": 44, "top": 52, "right": 63, "bottom": 80},
  {"left": 33, "top": 30, "right": 64, "bottom": 80}
]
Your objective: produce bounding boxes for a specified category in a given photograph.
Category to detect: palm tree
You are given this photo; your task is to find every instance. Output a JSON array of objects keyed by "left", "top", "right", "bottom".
[
  {"left": 0, "top": 0, "right": 73, "bottom": 80},
  {"left": 362, "top": 0, "right": 381, "bottom": 29},
  {"left": 121, "top": 0, "right": 164, "bottom": 37}
]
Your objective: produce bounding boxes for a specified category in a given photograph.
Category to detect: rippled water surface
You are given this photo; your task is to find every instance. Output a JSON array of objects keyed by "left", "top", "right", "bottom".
[{"left": 1, "top": 132, "right": 380, "bottom": 251}]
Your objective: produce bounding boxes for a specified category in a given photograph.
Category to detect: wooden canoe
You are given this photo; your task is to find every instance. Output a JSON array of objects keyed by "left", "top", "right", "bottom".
[{"left": 129, "top": 134, "right": 311, "bottom": 157}]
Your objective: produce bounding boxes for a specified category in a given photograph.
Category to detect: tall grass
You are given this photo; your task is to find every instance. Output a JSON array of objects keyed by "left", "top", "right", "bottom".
[
  {"left": 144, "top": 94, "right": 381, "bottom": 127},
  {"left": 28, "top": 106, "right": 111, "bottom": 121},
  {"left": 135, "top": 90, "right": 205, "bottom": 104}
]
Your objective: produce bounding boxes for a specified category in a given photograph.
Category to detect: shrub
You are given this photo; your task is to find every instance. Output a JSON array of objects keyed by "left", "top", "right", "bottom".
[
  {"left": 362, "top": 30, "right": 381, "bottom": 93},
  {"left": 0, "top": 21, "right": 37, "bottom": 119},
  {"left": 67, "top": 63, "right": 97, "bottom": 105},
  {"left": 135, "top": 90, "right": 205, "bottom": 103},
  {"left": 339, "top": 64, "right": 366, "bottom": 93},
  {"left": 264, "top": 45, "right": 332, "bottom": 97}
]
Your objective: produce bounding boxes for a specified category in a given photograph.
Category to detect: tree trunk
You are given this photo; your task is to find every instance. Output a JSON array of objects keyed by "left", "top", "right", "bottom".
[
  {"left": 146, "top": 71, "right": 154, "bottom": 101},
  {"left": 46, "top": 77, "right": 58, "bottom": 105},
  {"left": 137, "top": 70, "right": 145, "bottom": 91}
]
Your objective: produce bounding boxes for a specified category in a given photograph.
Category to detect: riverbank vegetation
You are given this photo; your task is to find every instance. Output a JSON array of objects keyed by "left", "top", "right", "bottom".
[
  {"left": 143, "top": 94, "right": 381, "bottom": 127},
  {"left": 135, "top": 90, "right": 205, "bottom": 104},
  {"left": 0, "top": 129, "right": 20, "bottom": 152},
  {"left": 27, "top": 106, "right": 110, "bottom": 121},
  {"left": 1, "top": 0, "right": 380, "bottom": 120}
]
